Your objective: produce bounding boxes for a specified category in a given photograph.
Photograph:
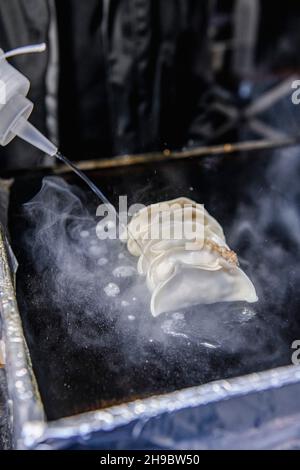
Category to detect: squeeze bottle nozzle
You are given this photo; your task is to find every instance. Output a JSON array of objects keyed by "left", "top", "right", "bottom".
[{"left": 0, "top": 44, "right": 58, "bottom": 156}]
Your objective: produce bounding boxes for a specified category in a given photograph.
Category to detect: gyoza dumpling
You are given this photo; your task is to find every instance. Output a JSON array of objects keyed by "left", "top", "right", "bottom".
[
  {"left": 151, "top": 261, "right": 258, "bottom": 317},
  {"left": 123, "top": 197, "right": 258, "bottom": 316},
  {"left": 146, "top": 245, "right": 223, "bottom": 290},
  {"left": 122, "top": 197, "right": 225, "bottom": 256}
]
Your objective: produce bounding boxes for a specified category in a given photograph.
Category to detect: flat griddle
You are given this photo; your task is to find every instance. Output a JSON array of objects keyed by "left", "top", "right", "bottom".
[{"left": 7, "top": 147, "right": 300, "bottom": 422}]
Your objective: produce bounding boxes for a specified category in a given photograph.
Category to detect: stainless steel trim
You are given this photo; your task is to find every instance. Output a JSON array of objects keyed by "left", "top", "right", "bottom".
[
  {"left": 0, "top": 227, "right": 45, "bottom": 449},
  {"left": 53, "top": 137, "right": 299, "bottom": 174}
]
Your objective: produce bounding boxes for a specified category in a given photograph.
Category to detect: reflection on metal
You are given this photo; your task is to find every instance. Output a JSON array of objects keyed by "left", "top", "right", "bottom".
[
  {"left": 0, "top": 227, "right": 45, "bottom": 448},
  {"left": 0, "top": 340, "right": 5, "bottom": 367},
  {"left": 53, "top": 137, "right": 299, "bottom": 174},
  {"left": 41, "top": 363, "right": 300, "bottom": 449},
  {"left": 233, "top": 0, "right": 260, "bottom": 79}
]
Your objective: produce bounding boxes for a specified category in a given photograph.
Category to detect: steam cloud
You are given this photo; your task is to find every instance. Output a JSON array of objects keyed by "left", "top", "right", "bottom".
[{"left": 20, "top": 146, "right": 300, "bottom": 405}]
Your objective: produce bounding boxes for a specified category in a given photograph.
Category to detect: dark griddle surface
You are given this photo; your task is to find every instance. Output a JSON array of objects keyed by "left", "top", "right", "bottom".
[{"left": 8, "top": 149, "right": 300, "bottom": 421}]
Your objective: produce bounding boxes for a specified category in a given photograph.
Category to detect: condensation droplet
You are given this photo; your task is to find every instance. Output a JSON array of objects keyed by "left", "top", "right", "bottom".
[
  {"left": 128, "top": 315, "right": 136, "bottom": 321},
  {"left": 200, "top": 342, "right": 218, "bottom": 350},
  {"left": 104, "top": 283, "right": 120, "bottom": 297},
  {"left": 97, "top": 257, "right": 108, "bottom": 266},
  {"left": 238, "top": 307, "right": 256, "bottom": 323},
  {"left": 89, "top": 245, "right": 103, "bottom": 256},
  {"left": 80, "top": 230, "right": 90, "bottom": 238},
  {"left": 161, "top": 319, "right": 188, "bottom": 339},
  {"left": 172, "top": 312, "right": 185, "bottom": 321},
  {"left": 113, "top": 266, "right": 136, "bottom": 278}
]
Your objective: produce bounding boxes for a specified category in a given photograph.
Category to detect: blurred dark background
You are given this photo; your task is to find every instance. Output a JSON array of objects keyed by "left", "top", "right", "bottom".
[{"left": 0, "top": 0, "right": 300, "bottom": 167}]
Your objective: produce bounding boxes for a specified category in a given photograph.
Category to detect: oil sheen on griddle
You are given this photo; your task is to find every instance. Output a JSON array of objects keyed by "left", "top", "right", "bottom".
[{"left": 9, "top": 151, "right": 300, "bottom": 421}]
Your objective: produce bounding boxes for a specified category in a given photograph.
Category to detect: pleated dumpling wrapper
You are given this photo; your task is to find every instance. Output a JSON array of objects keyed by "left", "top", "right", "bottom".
[{"left": 121, "top": 197, "right": 258, "bottom": 316}]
